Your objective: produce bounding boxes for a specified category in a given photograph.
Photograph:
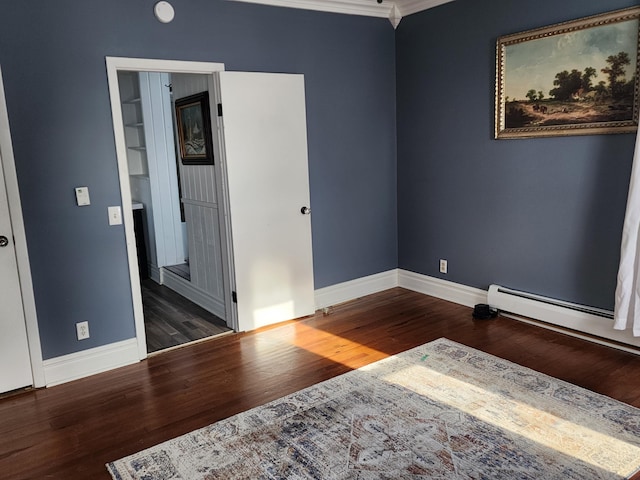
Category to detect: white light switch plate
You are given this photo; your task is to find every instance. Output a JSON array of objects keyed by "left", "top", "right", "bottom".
[
  {"left": 75, "top": 187, "right": 91, "bottom": 206},
  {"left": 108, "top": 206, "right": 122, "bottom": 225}
]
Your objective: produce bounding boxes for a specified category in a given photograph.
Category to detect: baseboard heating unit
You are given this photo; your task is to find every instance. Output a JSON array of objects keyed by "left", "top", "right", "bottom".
[{"left": 487, "top": 284, "right": 640, "bottom": 352}]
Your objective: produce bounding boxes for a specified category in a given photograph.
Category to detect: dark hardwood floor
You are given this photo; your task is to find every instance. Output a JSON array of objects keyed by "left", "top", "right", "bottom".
[
  {"left": 142, "top": 279, "right": 232, "bottom": 353},
  {"left": 2, "top": 287, "right": 640, "bottom": 479}
]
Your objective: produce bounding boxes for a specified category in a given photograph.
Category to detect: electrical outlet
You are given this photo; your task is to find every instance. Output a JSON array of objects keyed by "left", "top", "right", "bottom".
[
  {"left": 76, "top": 321, "right": 90, "bottom": 340},
  {"left": 439, "top": 259, "right": 448, "bottom": 274}
]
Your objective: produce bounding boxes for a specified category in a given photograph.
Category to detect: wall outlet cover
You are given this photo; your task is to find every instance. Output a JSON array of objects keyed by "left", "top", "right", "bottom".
[
  {"left": 76, "top": 321, "right": 90, "bottom": 340},
  {"left": 439, "top": 259, "right": 448, "bottom": 274}
]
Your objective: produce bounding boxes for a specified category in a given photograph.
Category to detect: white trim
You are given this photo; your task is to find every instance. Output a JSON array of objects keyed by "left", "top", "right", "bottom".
[
  {"left": 315, "top": 269, "right": 399, "bottom": 308},
  {"left": 148, "top": 263, "right": 161, "bottom": 284},
  {"left": 227, "top": 0, "right": 392, "bottom": 18},
  {"left": 487, "top": 284, "right": 640, "bottom": 350},
  {"left": 0, "top": 66, "right": 45, "bottom": 388},
  {"left": 396, "top": 0, "right": 454, "bottom": 16},
  {"left": 210, "top": 73, "right": 239, "bottom": 332},
  {"left": 502, "top": 312, "right": 640, "bottom": 356},
  {"left": 161, "top": 268, "right": 226, "bottom": 319},
  {"left": 105, "top": 57, "right": 226, "bottom": 361},
  {"left": 225, "top": 0, "right": 454, "bottom": 19},
  {"left": 389, "top": 4, "right": 402, "bottom": 29},
  {"left": 43, "top": 339, "right": 139, "bottom": 387},
  {"left": 396, "top": 271, "right": 640, "bottom": 355},
  {"left": 398, "top": 269, "right": 487, "bottom": 307},
  {"left": 107, "top": 57, "right": 225, "bottom": 74}
]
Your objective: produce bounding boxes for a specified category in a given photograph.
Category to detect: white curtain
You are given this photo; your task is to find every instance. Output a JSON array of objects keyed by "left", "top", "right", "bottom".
[{"left": 614, "top": 127, "right": 640, "bottom": 336}]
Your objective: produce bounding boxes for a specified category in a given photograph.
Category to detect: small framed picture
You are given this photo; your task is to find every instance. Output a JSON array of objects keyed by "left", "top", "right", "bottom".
[
  {"left": 495, "top": 7, "right": 640, "bottom": 139},
  {"left": 175, "top": 92, "right": 214, "bottom": 164}
]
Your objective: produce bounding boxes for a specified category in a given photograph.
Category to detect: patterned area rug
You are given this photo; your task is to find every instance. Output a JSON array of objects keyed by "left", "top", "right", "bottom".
[{"left": 107, "top": 338, "right": 640, "bottom": 479}]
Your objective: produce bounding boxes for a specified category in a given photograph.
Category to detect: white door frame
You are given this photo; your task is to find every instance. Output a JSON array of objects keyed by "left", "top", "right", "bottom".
[
  {"left": 105, "top": 57, "right": 236, "bottom": 360},
  {"left": 0, "top": 66, "right": 45, "bottom": 387}
]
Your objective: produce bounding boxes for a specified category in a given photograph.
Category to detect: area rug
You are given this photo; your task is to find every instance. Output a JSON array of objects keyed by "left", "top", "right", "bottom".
[{"left": 107, "top": 338, "right": 640, "bottom": 479}]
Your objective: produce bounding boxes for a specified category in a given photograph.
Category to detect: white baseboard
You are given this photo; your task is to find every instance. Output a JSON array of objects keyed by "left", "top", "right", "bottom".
[
  {"left": 161, "top": 268, "right": 226, "bottom": 319},
  {"left": 315, "top": 269, "right": 399, "bottom": 309},
  {"left": 43, "top": 338, "right": 139, "bottom": 387},
  {"left": 487, "top": 284, "right": 640, "bottom": 352},
  {"left": 396, "top": 271, "right": 640, "bottom": 354},
  {"left": 148, "top": 263, "right": 161, "bottom": 283},
  {"left": 398, "top": 269, "right": 487, "bottom": 308}
]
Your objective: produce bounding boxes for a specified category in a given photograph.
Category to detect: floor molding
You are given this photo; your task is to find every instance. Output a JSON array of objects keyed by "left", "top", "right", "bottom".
[
  {"left": 148, "top": 263, "right": 161, "bottom": 284},
  {"left": 398, "top": 269, "right": 487, "bottom": 308},
  {"left": 40, "top": 270, "right": 640, "bottom": 386},
  {"left": 315, "top": 269, "right": 399, "bottom": 309},
  {"left": 396, "top": 271, "right": 640, "bottom": 354},
  {"left": 42, "top": 339, "right": 139, "bottom": 387}
]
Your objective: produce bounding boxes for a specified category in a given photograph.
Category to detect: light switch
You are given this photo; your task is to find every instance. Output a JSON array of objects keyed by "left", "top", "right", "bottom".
[
  {"left": 75, "top": 187, "right": 91, "bottom": 206},
  {"left": 108, "top": 206, "right": 122, "bottom": 226}
]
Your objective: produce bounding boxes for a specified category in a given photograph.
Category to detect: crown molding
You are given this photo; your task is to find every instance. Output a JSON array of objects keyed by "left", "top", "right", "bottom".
[
  {"left": 226, "top": 0, "right": 455, "bottom": 21},
  {"left": 396, "top": 0, "right": 454, "bottom": 16},
  {"left": 227, "top": 0, "right": 393, "bottom": 18}
]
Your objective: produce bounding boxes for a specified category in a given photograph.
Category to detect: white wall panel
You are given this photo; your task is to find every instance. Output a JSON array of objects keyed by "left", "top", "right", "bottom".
[
  {"left": 139, "top": 72, "right": 186, "bottom": 267},
  {"left": 181, "top": 164, "right": 217, "bottom": 204},
  {"left": 171, "top": 73, "right": 225, "bottom": 312},
  {"left": 183, "top": 201, "right": 224, "bottom": 302}
]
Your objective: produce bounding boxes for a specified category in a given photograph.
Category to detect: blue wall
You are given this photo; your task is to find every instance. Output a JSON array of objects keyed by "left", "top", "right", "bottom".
[
  {"left": 397, "top": 0, "right": 639, "bottom": 311},
  {"left": 4, "top": 0, "right": 636, "bottom": 361},
  {"left": 0, "top": 0, "right": 397, "bottom": 359}
]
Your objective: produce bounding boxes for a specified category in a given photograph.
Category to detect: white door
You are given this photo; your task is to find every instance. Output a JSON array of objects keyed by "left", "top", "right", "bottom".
[
  {"left": 0, "top": 154, "right": 32, "bottom": 392},
  {"left": 217, "top": 72, "right": 315, "bottom": 331}
]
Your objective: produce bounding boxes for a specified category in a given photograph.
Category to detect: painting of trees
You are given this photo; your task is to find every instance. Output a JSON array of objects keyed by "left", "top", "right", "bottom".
[
  {"left": 602, "top": 52, "right": 632, "bottom": 100},
  {"left": 549, "top": 69, "right": 584, "bottom": 101},
  {"left": 497, "top": 7, "right": 640, "bottom": 138}
]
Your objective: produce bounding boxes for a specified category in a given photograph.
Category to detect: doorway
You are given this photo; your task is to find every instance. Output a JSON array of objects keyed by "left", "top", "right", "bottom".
[
  {"left": 113, "top": 65, "right": 233, "bottom": 354},
  {"left": 106, "top": 58, "right": 316, "bottom": 362}
]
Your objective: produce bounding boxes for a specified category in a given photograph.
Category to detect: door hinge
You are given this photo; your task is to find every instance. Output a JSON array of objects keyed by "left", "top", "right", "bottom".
[
  {"left": 217, "top": 103, "right": 223, "bottom": 117},
  {"left": 232, "top": 291, "right": 237, "bottom": 303}
]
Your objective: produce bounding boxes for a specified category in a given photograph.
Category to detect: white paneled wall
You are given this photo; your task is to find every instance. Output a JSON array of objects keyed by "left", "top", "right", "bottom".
[
  {"left": 139, "top": 72, "right": 186, "bottom": 268},
  {"left": 181, "top": 165, "right": 217, "bottom": 204},
  {"left": 184, "top": 202, "right": 225, "bottom": 301},
  {"left": 172, "top": 73, "right": 225, "bottom": 311}
]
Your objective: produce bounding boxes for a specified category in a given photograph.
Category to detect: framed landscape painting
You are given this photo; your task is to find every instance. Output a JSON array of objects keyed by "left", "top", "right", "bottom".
[{"left": 495, "top": 7, "right": 640, "bottom": 139}]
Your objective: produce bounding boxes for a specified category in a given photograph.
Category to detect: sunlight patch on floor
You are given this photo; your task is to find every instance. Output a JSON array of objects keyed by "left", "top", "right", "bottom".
[
  {"left": 380, "top": 361, "right": 640, "bottom": 477},
  {"left": 288, "top": 323, "right": 387, "bottom": 369}
]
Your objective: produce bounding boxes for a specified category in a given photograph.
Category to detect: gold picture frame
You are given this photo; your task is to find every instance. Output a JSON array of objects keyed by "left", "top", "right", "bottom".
[{"left": 495, "top": 7, "right": 640, "bottom": 139}]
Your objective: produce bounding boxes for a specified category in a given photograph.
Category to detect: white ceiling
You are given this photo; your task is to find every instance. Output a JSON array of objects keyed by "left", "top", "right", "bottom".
[{"left": 227, "top": 0, "right": 455, "bottom": 28}]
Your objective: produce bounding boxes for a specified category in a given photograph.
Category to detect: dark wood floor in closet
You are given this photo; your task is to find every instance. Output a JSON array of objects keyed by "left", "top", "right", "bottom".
[
  {"left": 2, "top": 287, "right": 640, "bottom": 479},
  {"left": 142, "top": 279, "right": 232, "bottom": 353}
]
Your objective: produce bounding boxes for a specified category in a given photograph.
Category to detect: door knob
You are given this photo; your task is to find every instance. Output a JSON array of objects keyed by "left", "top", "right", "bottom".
[
  {"left": 0, "top": 236, "right": 8, "bottom": 247},
  {"left": 300, "top": 206, "right": 311, "bottom": 215}
]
